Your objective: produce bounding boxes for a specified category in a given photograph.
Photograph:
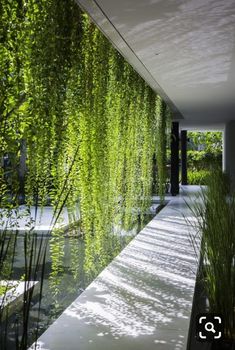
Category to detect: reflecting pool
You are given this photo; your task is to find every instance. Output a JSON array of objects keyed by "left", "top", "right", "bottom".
[{"left": 0, "top": 213, "right": 154, "bottom": 349}]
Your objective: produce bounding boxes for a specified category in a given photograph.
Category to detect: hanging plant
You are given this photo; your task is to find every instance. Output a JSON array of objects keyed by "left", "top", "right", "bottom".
[
  {"left": 1, "top": 0, "right": 173, "bottom": 280},
  {"left": 0, "top": 0, "right": 27, "bottom": 207},
  {"left": 155, "top": 95, "right": 168, "bottom": 203},
  {"left": 24, "top": 0, "right": 74, "bottom": 208}
]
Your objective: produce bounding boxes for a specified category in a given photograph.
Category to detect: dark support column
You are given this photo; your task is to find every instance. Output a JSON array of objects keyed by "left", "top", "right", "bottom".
[
  {"left": 181, "top": 130, "right": 188, "bottom": 185},
  {"left": 171, "top": 122, "right": 179, "bottom": 196}
]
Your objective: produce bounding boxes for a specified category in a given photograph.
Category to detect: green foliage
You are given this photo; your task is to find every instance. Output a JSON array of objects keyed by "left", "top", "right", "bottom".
[
  {"left": 49, "top": 228, "right": 65, "bottom": 300},
  {"left": 187, "top": 169, "right": 210, "bottom": 185},
  {"left": 24, "top": 0, "right": 76, "bottom": 207},
  {"left": 186, "top": 132, "right": 222, "bottom": 185},
  {"left": 0, "top": 284, "right": 13, "bottom": 295},
  {"left": 155, "top": 97, "right": 171, "bottom": 202},
  {"left": 186, "top": 171, "right": 235, "bottom": 340},
  {"left": 1, "top": 1, "right": 171, "bottom": 277},
  {"left": 187, "top": 132, "right": 222, "bottom": 171},
  {"left": 0, "top": 229, "right": 47, "bottom": 349},
  {"left": 0, "top": 0, "right": 26, "bottom": 205},
  {"left": 0, "top": 1, "right": 172, "bottom": 346},
  {"left": 188, "top": 131, "right": 222, "bottom": 155},
  {"left": 187, "top": 149, "right": 222, "bottom": 171}
]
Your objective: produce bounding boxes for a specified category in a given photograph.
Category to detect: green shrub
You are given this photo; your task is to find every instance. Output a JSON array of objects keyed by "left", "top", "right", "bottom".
[
  {"left": 187, "top": 150, "right": 222, "bottom": 170},
  {"left": 187, "top": 170, "right": 210, "bottom": 185}
]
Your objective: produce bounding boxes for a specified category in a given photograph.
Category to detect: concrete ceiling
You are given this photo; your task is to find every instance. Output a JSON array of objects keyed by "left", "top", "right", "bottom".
[{"left": 76, "top": 0, "right": 235, "bottom": 129}]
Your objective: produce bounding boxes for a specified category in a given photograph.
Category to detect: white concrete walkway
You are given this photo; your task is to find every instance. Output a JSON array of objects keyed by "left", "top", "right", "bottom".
[{"left": 31, "top": 186, "right": 200, "bottom": 350}]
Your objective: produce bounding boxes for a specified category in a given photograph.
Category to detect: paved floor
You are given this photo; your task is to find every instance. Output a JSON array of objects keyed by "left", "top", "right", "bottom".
[{"left": 30, "top": 186, "right": 200, "bottom": 350}]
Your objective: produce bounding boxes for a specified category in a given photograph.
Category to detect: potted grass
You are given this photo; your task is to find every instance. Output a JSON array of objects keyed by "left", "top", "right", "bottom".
[{"left": 186, "top": 170, "right": 235, "bottom": 349}]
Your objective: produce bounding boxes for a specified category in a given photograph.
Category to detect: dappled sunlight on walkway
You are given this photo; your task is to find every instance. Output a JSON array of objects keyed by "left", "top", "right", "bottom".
[{"left": 30, "top": 186, "right": 200, "bottom": 350}]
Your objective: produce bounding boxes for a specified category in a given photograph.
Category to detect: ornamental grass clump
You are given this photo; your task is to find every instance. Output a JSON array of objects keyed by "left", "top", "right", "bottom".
[{"left": 187, "top": 171, "right": 235, "bottom": 341}]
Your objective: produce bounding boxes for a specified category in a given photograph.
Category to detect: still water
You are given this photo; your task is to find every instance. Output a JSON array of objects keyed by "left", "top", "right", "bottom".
[{"left": 0, "top": 214, "right": 154, "bottom": 349}]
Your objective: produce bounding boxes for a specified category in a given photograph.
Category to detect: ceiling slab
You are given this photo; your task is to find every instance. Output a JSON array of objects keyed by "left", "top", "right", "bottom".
[{"left": 76, "top": 0, "right": 235, "bottom": 127}]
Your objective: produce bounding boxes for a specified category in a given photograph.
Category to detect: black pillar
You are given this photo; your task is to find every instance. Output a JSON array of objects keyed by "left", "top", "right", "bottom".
[
  {"left": 171, "top": 122, "right": 179, "bottom": 196},
  {"left": 181, "top": 130, "right": 188, "bottom": 185}
]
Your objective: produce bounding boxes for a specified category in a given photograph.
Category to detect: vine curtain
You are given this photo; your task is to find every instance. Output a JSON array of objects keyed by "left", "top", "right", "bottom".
[{"left": 0, "top": 0, "right": 170, "bottom": 271}]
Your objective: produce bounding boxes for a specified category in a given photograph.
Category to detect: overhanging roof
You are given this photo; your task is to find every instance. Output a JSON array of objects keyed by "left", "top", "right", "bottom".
[{"left": 76, "top": 0, "right": 235, "bottom": 128}]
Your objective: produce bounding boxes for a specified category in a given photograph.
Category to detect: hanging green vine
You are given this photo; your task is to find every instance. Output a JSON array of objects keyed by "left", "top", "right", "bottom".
[
  {"left": 1, "top": 1, "right": 172, "bottom": 279},
  {"left": 0, "top": 0, "right": 27, "bottom": 207},
  {"left": 155, "top": 95, "right": 168, "bottom": 203}
]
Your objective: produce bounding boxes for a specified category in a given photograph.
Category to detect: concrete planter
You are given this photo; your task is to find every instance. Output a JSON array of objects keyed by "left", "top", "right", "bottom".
[{"left": 0, "top": 280, "right": 39, "bottom": 320}]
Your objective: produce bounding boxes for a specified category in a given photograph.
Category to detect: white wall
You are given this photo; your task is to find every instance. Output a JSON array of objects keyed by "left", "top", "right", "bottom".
[{"left": 223, "top": 121, "right": 235, "bottom": 186}]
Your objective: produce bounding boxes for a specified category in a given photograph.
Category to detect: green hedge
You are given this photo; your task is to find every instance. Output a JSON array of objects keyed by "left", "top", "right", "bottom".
[
  {"left": 187, "top": 150, "right": 222, "bottom": 170},
  {"left": 187, "top": 170, "right": 210, "bottom": 185}
]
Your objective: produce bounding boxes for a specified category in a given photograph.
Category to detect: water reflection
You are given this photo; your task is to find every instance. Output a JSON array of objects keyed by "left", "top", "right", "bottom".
[{"left": 0, "top": 211, "right": 145, "bottom": 349}]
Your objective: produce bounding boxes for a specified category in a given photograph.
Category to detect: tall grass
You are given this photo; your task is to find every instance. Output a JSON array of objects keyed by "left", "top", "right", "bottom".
[
  {"left": 186, "top": 171, "right": 235, "bottom": 340},
  {"left": 0, "top": 219, "right": 48, "bottom": 350}
]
